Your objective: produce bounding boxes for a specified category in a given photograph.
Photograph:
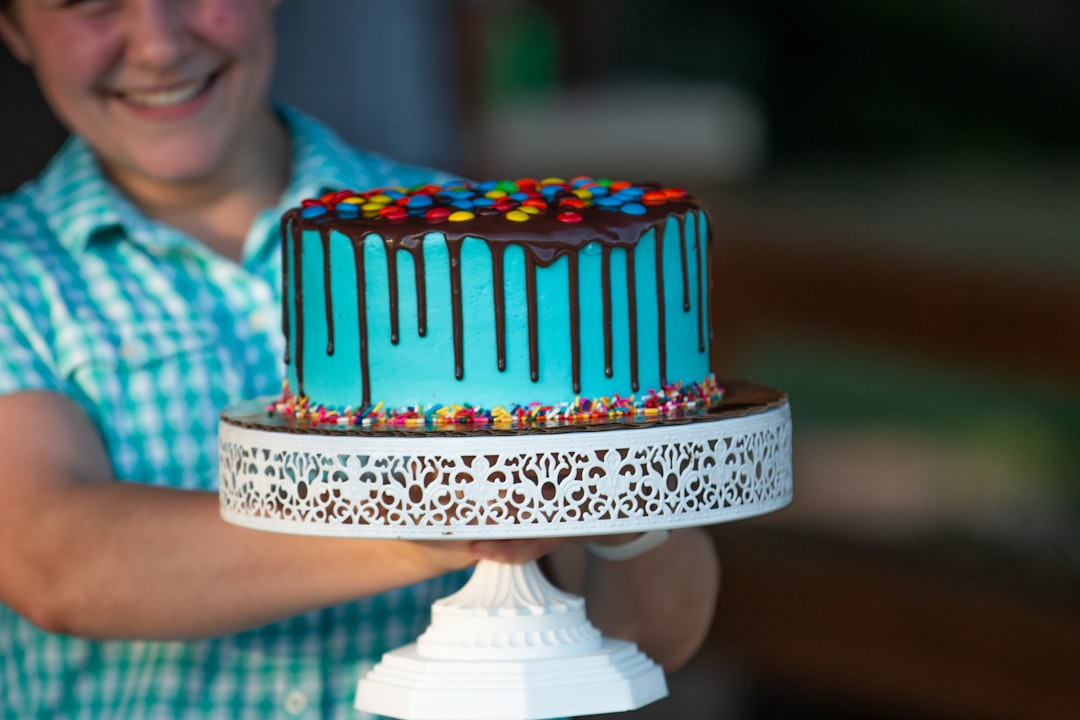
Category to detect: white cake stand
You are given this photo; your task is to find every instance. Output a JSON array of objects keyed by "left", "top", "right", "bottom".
[{"left": 218, "top": 382, "right": 792, "bottom": 720}]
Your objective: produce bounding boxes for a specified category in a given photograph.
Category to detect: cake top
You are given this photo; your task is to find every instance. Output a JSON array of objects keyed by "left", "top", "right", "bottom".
[{"left": 291, "top": 175, "right": 700, "bottom": 233}]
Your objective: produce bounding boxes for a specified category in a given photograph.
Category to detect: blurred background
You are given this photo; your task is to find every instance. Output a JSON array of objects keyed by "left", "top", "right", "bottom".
[{"left": 3, "top": 1, "right": 1078, "bottom": 718}]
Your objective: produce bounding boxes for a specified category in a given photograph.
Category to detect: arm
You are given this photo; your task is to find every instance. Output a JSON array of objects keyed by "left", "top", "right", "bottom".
[
  {"left": 0, "top": 390, "right": 506, "bottom": 641},
  {"left": 535, "top": 530, "right": 720, "bottom": 672}
]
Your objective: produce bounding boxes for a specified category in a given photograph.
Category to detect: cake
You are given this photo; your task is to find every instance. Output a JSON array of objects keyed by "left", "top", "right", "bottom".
[{"left": 274, "top": 176, "right": 720, "bottom": 426}]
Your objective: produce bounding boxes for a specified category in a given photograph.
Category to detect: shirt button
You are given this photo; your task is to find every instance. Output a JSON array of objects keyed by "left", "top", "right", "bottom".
[{"left": 283, "top": 688, "right": 308, "bottom": 715}]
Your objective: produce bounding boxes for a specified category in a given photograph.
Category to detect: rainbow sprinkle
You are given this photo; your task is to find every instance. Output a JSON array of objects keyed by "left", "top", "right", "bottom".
[{"left": 268, "top": 377, "right": 724, "bottom": 428}]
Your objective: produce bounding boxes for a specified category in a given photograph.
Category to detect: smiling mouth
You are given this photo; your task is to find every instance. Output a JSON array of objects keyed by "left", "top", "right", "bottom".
[{"left": 119, "top": 70, "right": 220, "bottom": 109}]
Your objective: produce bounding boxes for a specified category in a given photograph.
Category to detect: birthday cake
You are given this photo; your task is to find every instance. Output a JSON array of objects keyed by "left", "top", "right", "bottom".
[{"left": 275, "top": 176, "right": 719, "bottom": 426}]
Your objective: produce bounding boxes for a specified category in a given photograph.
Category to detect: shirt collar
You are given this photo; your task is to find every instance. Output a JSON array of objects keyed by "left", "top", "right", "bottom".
[{"left": 37, "top": 106, "right": 452, "bottom": 260}]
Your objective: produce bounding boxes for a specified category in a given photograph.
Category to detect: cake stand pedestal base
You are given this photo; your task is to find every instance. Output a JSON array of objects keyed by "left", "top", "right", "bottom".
[{"left": 355, "top": 559, "right": 667, "bottom": 720}]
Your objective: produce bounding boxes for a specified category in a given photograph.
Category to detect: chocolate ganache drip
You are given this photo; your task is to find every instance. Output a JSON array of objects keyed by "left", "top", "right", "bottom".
[{"left": 281, "top": 179, "right": 709, "bottom": 408}]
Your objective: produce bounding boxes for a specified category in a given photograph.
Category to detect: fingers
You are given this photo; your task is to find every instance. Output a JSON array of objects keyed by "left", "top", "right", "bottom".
[{"left": 469, "top": 537, "right": 567, "bottom": 564}]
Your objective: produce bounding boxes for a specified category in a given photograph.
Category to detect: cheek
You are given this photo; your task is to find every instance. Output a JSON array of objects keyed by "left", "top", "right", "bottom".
[
  {"left": 193, "top": 0, "right": 274, "bottom": 57},
  {"left": 24, "top": 18, "right": 121, "bottom": 118}
]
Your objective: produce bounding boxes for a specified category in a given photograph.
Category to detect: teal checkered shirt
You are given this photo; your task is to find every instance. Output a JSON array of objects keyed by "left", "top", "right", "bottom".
[{"left": 0, "top": 107, "right": 467, "bottom": 718}]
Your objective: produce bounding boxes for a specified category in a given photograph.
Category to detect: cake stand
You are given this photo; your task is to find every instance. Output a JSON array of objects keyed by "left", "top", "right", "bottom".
[{"left": 218, "top": 380, "right": 792, "bottom": 719}]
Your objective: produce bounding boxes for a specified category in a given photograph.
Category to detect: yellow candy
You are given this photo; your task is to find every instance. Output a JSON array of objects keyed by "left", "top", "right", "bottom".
[
  {"left": 540, "top": 177, "right": 566, "bottom": 186},
  {"left": 484, "top": 190, "right": 508, "bottom": 199},
  {"left": 505, "top": 210, "right": 530, "bottom": 222},
  {"left": 572, "top": 188, "right": 593, "bottom": 200},
  {"left": 361, "top": 202, "right": 386, "bottom": 211},
  {"left": 340, "top": 196, "right": 364, "bottom": 205},
  {"left": 368, "top": 194, "right": 392, "bottom": 204},
  {"left": 519, "top": 205, "right": 540, "bottom": 214},
  {"left": 448, "top": 211, "right": 475, "bottom": 222}
]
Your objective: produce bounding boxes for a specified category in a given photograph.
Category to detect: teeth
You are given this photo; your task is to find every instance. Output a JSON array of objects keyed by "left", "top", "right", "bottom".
[{"left": 124, "top": 77, "right": 208, "bottom": 108}]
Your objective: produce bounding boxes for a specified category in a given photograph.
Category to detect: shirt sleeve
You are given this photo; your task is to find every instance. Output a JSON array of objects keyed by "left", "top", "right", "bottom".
[{"left": 0, "top": 274, "right": 64, "bottom": 398}]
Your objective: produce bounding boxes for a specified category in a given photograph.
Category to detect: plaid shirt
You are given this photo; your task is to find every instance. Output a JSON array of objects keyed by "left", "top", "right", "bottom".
[{"left": 0, "top": 107, "right": 466, "bottom": 719}]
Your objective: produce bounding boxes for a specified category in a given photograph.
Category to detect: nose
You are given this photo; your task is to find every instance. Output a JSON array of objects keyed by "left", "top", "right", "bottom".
[{"left": 125, "top": 0, "right": 192, "bottom": 69}]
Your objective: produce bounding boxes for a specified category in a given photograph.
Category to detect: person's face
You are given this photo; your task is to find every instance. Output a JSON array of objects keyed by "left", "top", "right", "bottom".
[{"left": 0, "top": 0, "right": 279, "bottom": 189}]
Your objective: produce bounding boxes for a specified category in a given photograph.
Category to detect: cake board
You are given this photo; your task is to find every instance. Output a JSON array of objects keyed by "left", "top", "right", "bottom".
[{"left": 218, "top": 380, "right": 793, "bottom": 719}]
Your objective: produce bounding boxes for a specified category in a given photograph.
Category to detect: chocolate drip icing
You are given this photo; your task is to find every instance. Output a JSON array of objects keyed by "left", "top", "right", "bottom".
[
  {"left": 280, "top": 219, "right": 290, "bottom": 366},
  {"left": 490, "top": 243, "right": 507, "bottom": 371},
  {"left": 696, "top": 214, "right": 706, "bottom": 352},
  {"left": 625, "top": 245, "right": 639, "bottom": 392},
  {"left": 320, "top": 230, "right": 335, "bottom": 355},
  {"left": 289, "top": 219, "right": 306, "bottom": 395},
  {"left": 281, "top": 199, "right": 708, "bottom": 403},
  {"left": 446, "top": 237, "right": 465, "bottom": 380},
  {"left": 654, "top": 224, "right": 668, "bottom": 387},
  {"left": 525, "top": 252, "right": 539, "bottom": 382},
  {"left": 350, "top": 234, "right": 372, "bottom": 408},
  {"left": 676, "top": 214, "right": 691, "bottom": 311},
  {"left": 601, "top": 245, "right": 613, "bottom": 378},
  {"left": 567, "top": 252, "right": 581, "bottom": 393}
]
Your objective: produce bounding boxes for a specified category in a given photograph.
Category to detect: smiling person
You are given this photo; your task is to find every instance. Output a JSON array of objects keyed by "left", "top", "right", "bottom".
[{"left": 0, "top": 0, "right": 720, "bottom": 717}]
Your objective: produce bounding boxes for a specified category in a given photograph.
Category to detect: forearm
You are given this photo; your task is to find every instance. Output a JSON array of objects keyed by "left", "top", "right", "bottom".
[
  {"left": 15, "top": 480, "right": 469, "bottom": 641},
  {"left": 547, "top": 528, "right": 720, "bottom": 671}
]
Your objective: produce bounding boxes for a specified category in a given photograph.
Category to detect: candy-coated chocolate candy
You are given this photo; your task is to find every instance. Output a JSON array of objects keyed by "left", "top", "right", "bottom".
[
  {"left": 383, "top": 189, "right": 405, "bottom": 199},
  {"left": 473, "top": 197, "right": 495, "bottom": 208},
  {"left": 540, "top": 177, "right": 566, "bottom": 186},
  {"left": 484, "top": 190, "right": 508, "bottom": 199},
  {"left": 572, "top": 188, "right": 593, "bottom": 200},
  {"left": 361, "top": 202, "right": 386, "bottom": 212},
  {"left": 620, "top": 202, "right": 646, "bottom": 215},
  {"left": 614, "top": 187, "right": 644, "bottom": 200},
  {"left": 450, "top": 200, "right": 475, "bottom": 211},
  {"left": 595, "top": 196, "right": 622, "bottom": 209},
  {"left": 505, "top": 210, "right": 530, "bottom": 222},
  {"left": 448, "top": 210, "right": 475, "bottom": 222},
  {"left": 662, "top": 187, "right": 687, "bottom": 200},
  {"left": 477, "top": 180, "right": 498, "bottom": 193},
  {"left": 378, "top": 205, "right": 407, "bottom": 219},
  {"left": 476, "top": 206, "right": 501, "bottom": 217},
  {"left": 301, "top": 205, "right": 327, "bottom": 219},
  {"left": 642, "top": 191, "right": 668, "bottom": 205},
  {"left": 570, "top": 175, "right": 593, "bottom": 188},
  {"left": 557, "top": 210, "right": 583, "bottom": 223},
  {"left": 519, "top": 205, "right": 540, "bottom": 215},
  {"left": 425, "top": 207, "right": 451, "bottom": 223},
  {"left": 515, "top": 178, "right": 538, "bottom": 191},
  {"left": 608, "top": 180, "right": 632, "bottom": 192},
  {"left": 509, "top": 192, "right": 529, "bottom": 202},
  {"left": 340, "top": 196, "right": 364, "bottom": 205},
  {"left": 300, "top": 198, "right": 324, "bottom": 208},
  {"left": 496, "top": 180, "right": 519, "bottom": 194},
  {"left": 335, "top": 202, "right": 360, "bottom": 216},
  {"left": 558, "top": 197, "right": 585, "bottom": 209},
  {"left": 492, "top": 199, "right": 515, "bottom": 212},
  {"left": 521, "top": 198, "right": 548, "bottom": 210},
  {"left": 406, "top": 194, "right": 433, "bottom": 208}
]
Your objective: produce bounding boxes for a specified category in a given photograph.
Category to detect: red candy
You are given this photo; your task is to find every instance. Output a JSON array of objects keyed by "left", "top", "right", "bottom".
[
  {"left": 557, "top": 211, "right": 583, "bottom": 223},
  {"left": 425, "top": 207, "right": 451, "bottom": 223},
  {"left": 558, "top": 197, "right": 585, "bottom": 209},
  {"left": 300, "top": 198, "right": 324, "bottom": 208},
  {"left": 642, "top": 191, "right": 668, "bottom": 206},
  {"left": 662, "top": 187, "right": 687, "bottom": 200},
  {"left": 522, "top": 198, "right": 548, "bottom": 211},
  {"left": 379, "top": 206, "right": 407, "bottom": 220}
]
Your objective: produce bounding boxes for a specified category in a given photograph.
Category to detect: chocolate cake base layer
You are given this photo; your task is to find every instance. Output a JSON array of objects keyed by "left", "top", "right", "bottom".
[{"left": 220, "top": 380, "right": 787, "bottom": 438}]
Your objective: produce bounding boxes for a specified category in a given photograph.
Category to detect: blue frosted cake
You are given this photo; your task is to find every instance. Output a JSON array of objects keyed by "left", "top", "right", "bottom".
[{"left": 275, "top": 176, "right": 720, "bottom": 426}]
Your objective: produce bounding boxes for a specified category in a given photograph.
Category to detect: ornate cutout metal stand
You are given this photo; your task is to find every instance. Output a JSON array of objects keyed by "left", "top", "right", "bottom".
[{"left": 219, "top": 389, "right": 792, "bottom": 719}]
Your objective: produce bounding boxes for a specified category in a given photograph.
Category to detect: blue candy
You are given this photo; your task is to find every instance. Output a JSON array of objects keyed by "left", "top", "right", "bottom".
[
  {"left": 620, "top": 202, "right": 646, "bottom": 215},
  {"left": 473, "top": 197, "right": 495, "bottom": 208},
  {"left": 595, "top": 196, "right": 622, "bottom": 209},
  {"left": 301, "top": 205, "right": 327, "bottom": 219},
  {"left": 406, "top": 194, "right": 433, "bottom": 208}
]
